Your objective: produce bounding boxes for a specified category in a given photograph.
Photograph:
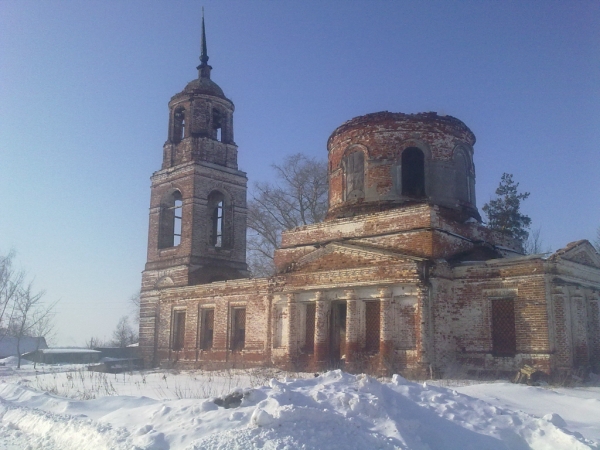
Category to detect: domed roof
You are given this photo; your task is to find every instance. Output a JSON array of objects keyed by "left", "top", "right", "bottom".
[
  {"left": 182, "top": 76, "right": 226, "bottom": 99},
  {"left": 328, "top": 111, "right": 476, "bottom": 148}
]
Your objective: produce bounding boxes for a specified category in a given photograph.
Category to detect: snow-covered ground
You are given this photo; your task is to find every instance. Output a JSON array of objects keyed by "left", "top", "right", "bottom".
[{"left": 0, "top": 357, "right": 598, "bottom": 449}]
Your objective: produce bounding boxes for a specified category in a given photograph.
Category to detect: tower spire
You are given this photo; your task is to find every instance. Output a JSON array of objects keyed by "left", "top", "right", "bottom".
[
  {"left": 200, "top": 7, "right": 209, "bottom": 65},
  {"left": 197, "top": 7, "right": 212, "bottom": 79}
]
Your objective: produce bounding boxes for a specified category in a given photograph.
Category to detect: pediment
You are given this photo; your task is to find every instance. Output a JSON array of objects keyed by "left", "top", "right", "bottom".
[
  {"left": 289, "top": 242, "right": 423, "bottom": 273},
  {"left": 550, "top": 240, "right": 600, "bottom": 269}
]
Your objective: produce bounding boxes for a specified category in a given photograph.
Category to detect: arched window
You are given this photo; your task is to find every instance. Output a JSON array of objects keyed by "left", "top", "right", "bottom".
[
  {"left": 454, "top": 149, "right": 470, "bottom": 202},
  {"left": 173, "top": 197, "right": 183, "bottom": 245},
  {"left": 208, "top": 191, "right": 227, "bottom": 248},
  {"left": 401, "top": 147, "right": 425, "bottom": 198},
  {"left": 343, "top": 150, "right": 364, "bottom": 200},
  {"left": 173, "top": 107, "right": 186, "bottom": 143},
  {"left": 158, "top": 190, "right": 183, "bottom": 248}
]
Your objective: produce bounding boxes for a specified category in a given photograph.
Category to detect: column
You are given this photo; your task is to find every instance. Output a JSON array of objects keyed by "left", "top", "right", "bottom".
[
  {"left": 345, "top": 290, "right": 359, "bottom": 365},
  {"left": 286, "top": 294, "right": 297, "bottom": 356},
  {"left": 313, "top": 291, "right": 328, "bottom": 368},
  {"left": 379, "top": 287, "right": 394, "bottom": 367}
]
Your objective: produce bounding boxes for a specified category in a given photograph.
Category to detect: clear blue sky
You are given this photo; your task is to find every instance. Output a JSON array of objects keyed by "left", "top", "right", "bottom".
[{"left": 1, "top": 1, "right": 599, "bottom": 345}]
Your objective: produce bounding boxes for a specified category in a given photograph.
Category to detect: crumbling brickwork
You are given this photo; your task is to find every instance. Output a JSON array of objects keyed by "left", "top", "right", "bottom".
[{"left": 140, "top": 42, "right": 600, "bottom": 378}]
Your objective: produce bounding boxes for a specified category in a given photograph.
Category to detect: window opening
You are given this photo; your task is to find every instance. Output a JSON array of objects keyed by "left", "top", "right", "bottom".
[
  {"left": 159, "top": 191, "right": 183, "bottom": 249},
  {"left": 454, "top": 150, "right": 470, "bottom": 202},
  {"left": 365, "top": 301, "right": 381, "bottom": 353},
  {"left": 343, "top": 150, "right": 364, "bottom": 200},
  {"left": 173, "top": 108, "right": 185, "bottom": 143},
  {"left": 401, "top": 147, "right": 425, "bottom": 198},
  {"left": 208, "top": 191, "right": 226, "bottom": 248},
  {"left": 491, "top": 298, "right": 516, "bottom": 356},
  {"left": 200, "top": 309, "right": 214, "bottom": 350},
  {"left": 212, "top": 200, "right": 223, "bottom": 247},
  {"left": 304, "top": 303, "right": 316, "bottom": 353},
  {"left": 231, "top": 308, "right": 246, "bottom": 351},
  {"left": 173, "top": 198, "right": 182, "bottom": 246},
  {"left": 212, "top": 109, "right": 223, "bottom": 142},
  {"left": 172, "top": 310, "right": 186, "bottom": 351}
]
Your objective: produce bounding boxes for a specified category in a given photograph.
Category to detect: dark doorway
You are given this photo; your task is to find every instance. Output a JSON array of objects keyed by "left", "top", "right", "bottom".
[
  {"left": 491, "top": 299, "right": 516, "bottom": 356},
  {"left": 401, "top": 147, "right": 425, "bottom": 198},
  {"left": 365, "top": 301, "right": 381, "bottom": 353},
  {"left": 329, "top": 302, "right": 347, "bottom": 365},
  {"left": 304, "top": 302, "right": 316, "bottom": 353}
]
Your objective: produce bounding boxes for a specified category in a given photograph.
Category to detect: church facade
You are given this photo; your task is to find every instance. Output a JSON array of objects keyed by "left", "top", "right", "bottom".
[{"left": 139, "top": 25, "right": 600, "bottom": 378}]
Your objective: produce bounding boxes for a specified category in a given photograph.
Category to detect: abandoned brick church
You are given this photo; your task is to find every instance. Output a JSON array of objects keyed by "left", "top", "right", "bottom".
[{"left": 139, "top": 24, "right": 600, "bottom": 378}]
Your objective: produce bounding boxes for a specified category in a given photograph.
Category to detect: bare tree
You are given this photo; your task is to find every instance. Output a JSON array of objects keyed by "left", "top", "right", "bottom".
[
  {"left": 8, "top": 280, "right": 56, "bottom": 369},
  {"left": 247, "top": 153, "right": 328, "bottom": 276},
  {"left": 0, "top": 250, "right": 24, "bottom": 335},
  {"left": 523, "top": 227, "right": 551, "bottom": 255},
  {"left": 86, "top": 336, "right": 108, "bottom": 349},
  {"left": 28, "top": 310, "right": 55, "bottom": 369},
  {"left": 129, "top": 290, "right": 141, "bottom": 324},
  {"left": 111, "top": 315, "right": 138, "bottom": 348}
]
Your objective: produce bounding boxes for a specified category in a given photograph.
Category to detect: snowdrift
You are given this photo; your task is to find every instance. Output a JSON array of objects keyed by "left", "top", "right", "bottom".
[{"left": 0, "top": 370, "right": 597, "bottom": 449}]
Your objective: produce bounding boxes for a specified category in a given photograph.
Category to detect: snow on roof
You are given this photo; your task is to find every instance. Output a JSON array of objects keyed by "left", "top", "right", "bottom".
[{"left": 37, "top": 348, "right": 101, "bottom": 354}]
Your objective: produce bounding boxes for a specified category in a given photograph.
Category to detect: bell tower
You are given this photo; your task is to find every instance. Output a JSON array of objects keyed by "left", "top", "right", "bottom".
[{"left": 142, "top": 15, "right": 249, "bottom": 291}]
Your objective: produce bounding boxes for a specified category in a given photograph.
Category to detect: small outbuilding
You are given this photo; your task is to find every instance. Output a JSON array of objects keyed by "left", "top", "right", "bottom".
[
  {"left": 0, "top": 336, "right": 47, "bottom": 359},
  {"left": 23, "top": 348, "right": 101, "bottom": 365}
]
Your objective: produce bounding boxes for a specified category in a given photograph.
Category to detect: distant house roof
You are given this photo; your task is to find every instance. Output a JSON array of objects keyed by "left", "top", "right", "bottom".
[
  {"left": 0, "top": 336, "right": 48, "bottom": 358},
  {"left": 37, "top": 348, "right": 101, "bottom": 355}
]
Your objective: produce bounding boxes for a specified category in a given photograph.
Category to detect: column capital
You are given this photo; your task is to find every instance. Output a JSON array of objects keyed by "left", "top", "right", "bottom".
[
  {"left": 343, "top": 289, "right": 357, "bottom": 300},
  {"left": 378, "top": 286, "right": 393, "bottom": 299}
]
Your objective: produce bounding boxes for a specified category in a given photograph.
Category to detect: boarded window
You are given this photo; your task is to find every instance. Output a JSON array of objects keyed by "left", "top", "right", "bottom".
[
  {"left": 200, "top": 309, "right": 214, "bottom": 350},
  {"left": 231, "top": 308, "right": 246, "bottom": 351},
  {"left": 304, "top": 302, "right": 316, "bottom": 353},
  {"left": 393, "top": 298, "right": 418, "bottom": 350},
  {"left": 343, "top": 150, "right": 364, "bottom": 200},
  {"left": 172, "top": 310, "right": 186, "bottom": 351},
  {"left": 401, "top": 147, "right": 425, "bottom": 198},
  {"left": 365, "top": 301, "right": 381, "bottom": 353},
  {"left": 491, "top": 298, "right": 516, "bottom": 356}
]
